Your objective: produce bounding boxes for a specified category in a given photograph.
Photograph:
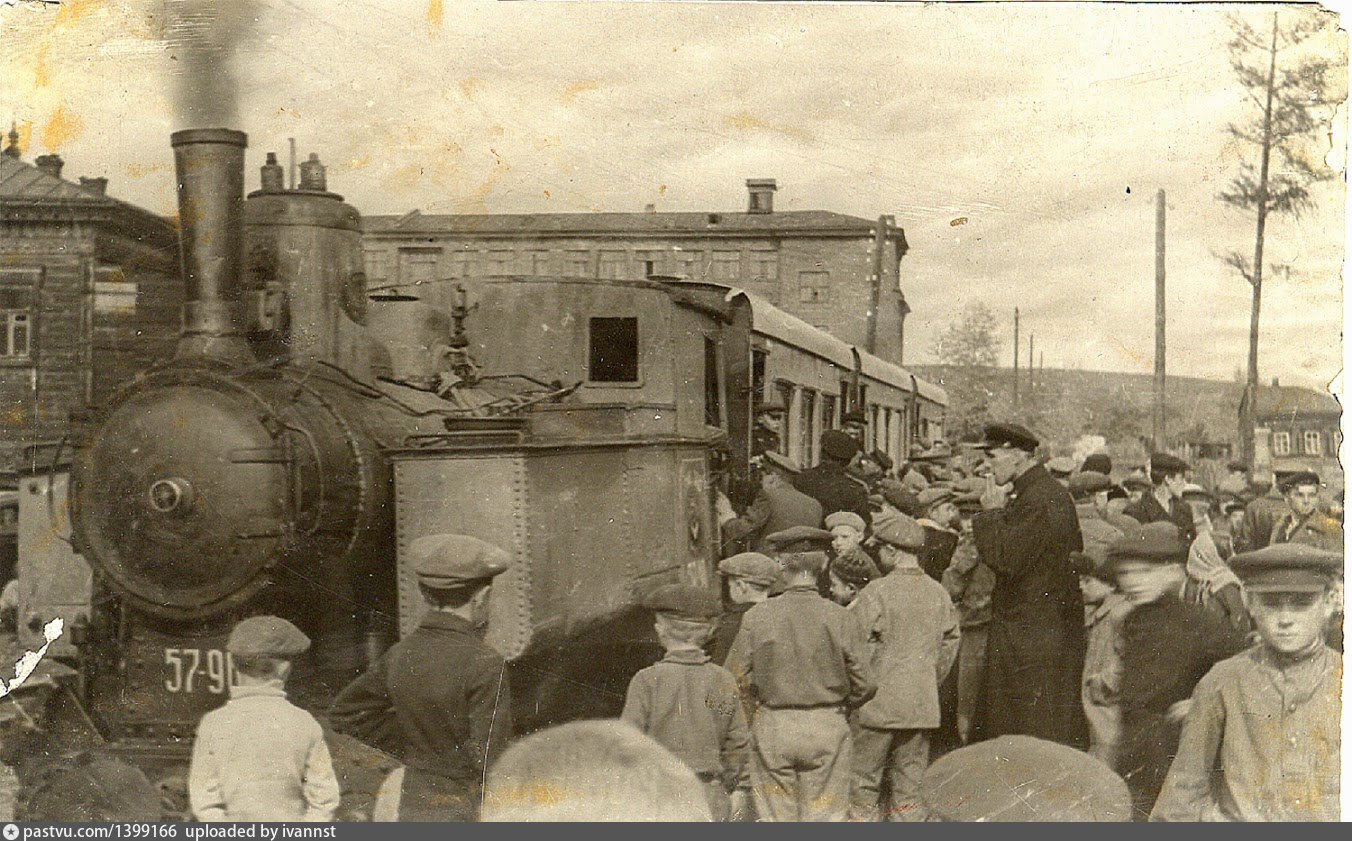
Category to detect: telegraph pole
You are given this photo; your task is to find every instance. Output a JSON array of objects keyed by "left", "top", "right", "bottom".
[
  {"left": 1028, "top": 333, "right": 1035, "bottom": 392},
  {"left": 1153, "top": 189, "right": 1167, "bottom": 451},
  {"left": 1013, "top": 307, "right": 1020, "bottom": 408}
]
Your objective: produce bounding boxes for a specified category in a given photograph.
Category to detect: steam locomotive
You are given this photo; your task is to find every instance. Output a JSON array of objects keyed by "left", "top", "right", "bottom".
[{"left": 37, "top": 127, "right": 944, "bottom": 768}]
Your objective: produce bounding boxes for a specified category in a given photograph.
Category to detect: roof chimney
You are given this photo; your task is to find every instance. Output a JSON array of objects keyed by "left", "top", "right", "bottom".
[
  {"left": 3, "top": 123, "right": 19, "bottom": 159},
  {"left": 78, "top": 176, "right": 108, "bottom": 196},
  {"left": 298, "top": 152, "right": 327, "bottom": 192},
  {"left": 644, "top": 203, "right": 656, "bottom": 214},
  {"left": 1271, "top": 377, "right": 1280, "bottom": 388},
  {"left": 34, "top": 154, "right": 64, "bottom": 180},
  {"left": 746, "top": 178, "right": 776, "bottom": 214}
]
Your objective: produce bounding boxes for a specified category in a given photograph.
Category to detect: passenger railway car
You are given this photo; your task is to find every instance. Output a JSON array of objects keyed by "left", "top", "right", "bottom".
[{"left": 38, "top": 127, "right": 945, "bottom": 776}]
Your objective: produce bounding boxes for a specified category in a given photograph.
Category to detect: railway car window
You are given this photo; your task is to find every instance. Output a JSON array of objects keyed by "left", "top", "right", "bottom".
[
  {"left": 704, "top": 337, "right": 722, "bottom": 428},
  {"left": 588, "top": 317, "right": 639, "bottom": 383},
  {"left": 751, "top": 350, "right": 767, "bottom": 403},
  {"left": 822, "top": 394, "right": 837, "bottom": 431},
  {"left": 775, "top": 382, "right": 794, "bottom": 455},
  {"left": 799, "top": 389, "right": 817, "bottom": 467}
]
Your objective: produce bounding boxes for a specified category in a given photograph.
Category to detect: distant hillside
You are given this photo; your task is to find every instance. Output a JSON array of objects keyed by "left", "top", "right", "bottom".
[{"left": 911, "top": 364, "right": 1252, "bottom": 460}]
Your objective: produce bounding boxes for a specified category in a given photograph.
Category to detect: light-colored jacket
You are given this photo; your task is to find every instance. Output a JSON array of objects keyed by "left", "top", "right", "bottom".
[
  {"left": 850, "top": 566, "right": 960, "bottom": 730},
  {"left": 189, "top": 684, "right": 340, "bottom": 822}
]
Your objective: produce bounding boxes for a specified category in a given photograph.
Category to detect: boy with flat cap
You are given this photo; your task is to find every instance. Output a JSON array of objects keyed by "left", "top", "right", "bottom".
[
  {"left": 1152, "top": 544, "right": 1342, "bottom": 821},
  {"left": 710, "top": 552, "right": 781, "bottom": 665},
  {"left": 724, "top": 547, "right": 876, "bottom": 821},
  {"left": 330, "top": 534, "right": 513, "bottom": 821},
  {"left": 826, "top": 511, "right": 880, "bottom": 586},
  {"left": 623, "top": 583, "right": 750, "bottom": 821},
  {"left": 1122, "top": 453, "right": 1196, "bottom": 543},
  {"left": 1107, "top": 523, "right": 1247, "bottom": 820},
  {"left": 189, "top": 616, "right": 339, "bottom": 822},
  {"left": 915, "top": 486, "right": 962, "bottom": 582},
  {"left": 1269, "top": 470, "right": 1342, "bottom": 554},
  {"left": 847, "top": 512, "right": 960, "bottom": 821}
]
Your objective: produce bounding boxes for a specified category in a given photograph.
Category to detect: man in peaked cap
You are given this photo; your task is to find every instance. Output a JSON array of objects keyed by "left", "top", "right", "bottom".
[
  {"left": 1153, "top": 544, "right": 1342, "bottom": 822},
  {"left": 752, "top": 391, "right": 788, "bottom": 461},
  {"left": 1105, "top": 523, "right": 1247, "bottom": 820},
  {"left": 190, "top": 616, "right": 339, "bottom": 822},
  {"left": 794, "top": 430, "right": 872, "bottom": 524},
  {"left": 331, "top": 534, "right": 513, "bottom": 821},
  {"left": 710, "top": 552, "right": 782, "bottom": 665},
  {"left": 720, "top": 451, "right": 824, "bottom": 556},
  {"left": 1122, "top": 453, "right": 1196, "bottom": 544},
  {"left": 847, "top": 510, "right": 960, "bottom": 821},
  {"left": 723, "top": 543, "right": 876, "bottom": 821},
  {"left": 623, "top": 583, "right": 750, "bottom": 821},
  {"left": 1269, "top": 469, "right": 1342, "bottom": 554},
  {"left": 841, "top": 409, "right": 868, "bottom": 445},
  {"left": 968, "top": 422, "right": 1089, "bottom": 751}
]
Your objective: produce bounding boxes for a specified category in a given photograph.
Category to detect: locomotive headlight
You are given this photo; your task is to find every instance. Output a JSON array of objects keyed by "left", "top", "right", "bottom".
[{"left": 148, "top": 477, "right": 195, "bottom": 515}]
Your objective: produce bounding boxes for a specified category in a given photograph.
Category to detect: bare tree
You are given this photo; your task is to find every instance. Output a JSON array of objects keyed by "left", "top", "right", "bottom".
[
  {"left": 930, "top": 302, "right": 999, "bottom": 367},
  {"left": 1221, "top": 9, "right": 1342, "bottom": 467}
]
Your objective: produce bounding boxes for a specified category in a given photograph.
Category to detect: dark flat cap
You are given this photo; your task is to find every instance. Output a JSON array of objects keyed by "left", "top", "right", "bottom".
[
  {"left": 873, "top": 510, "right": 926, "bottom": 550},
  {"left": 764, "top": 526, "right": 834, "bottom": 553},
  {"left": 1069, "top": 471, "right": 1113, "bottom": 499},
  {"left": 1278, "top": 470, "right": 1321, "bottom": 492},
  {"left": 1107, "top": 521, "right": 1185, "bottom": 565},
  {"left": 841, "top": 409, "right": 867, "bottom": 425},
  {"left": 1122, "top": 475, "right": 1151, "bottom": 491},
  {"left": 1081, "top": 454, "right": 1112, "bottom": 475},
  {"left": 921, "top": 735, "right": 1130, "bottom": 822},
  {"left": 411, "top": 533, "right": 512, "bottom": 589},
  {"left": 718, "top": 552, "right": 782, "bottom": 586},
  {"left": 830, "top": 549, "right": 880, "bottom": 589},
  {"left": 641, "top": 583, "right": 722, "bottom": 621},
  {"left": 980, "top": 422, "right": 1039, "bottom": 453},
  {"left": 1230, "top": 543, "right": 1341, "bottom": 592},
  {"left": 820, "top": 430, "right": 860, "bottom": 461},
  {"left": 755, "top": 391, "right": 788, "bottom": 414},
  {"left": 1226, "top": 460, "right": 1249, "bottom": 473},
  {"left": 879, "top": 480, "right": 922, "bottom": 516},
  {"left": 1180, "top": 484, "right": 1213, "bottom": 503},
  {"left": 1149, "top": 453, "right": 1190, "bottom": 475},
  {"left": 761, "top": 450, "right": 801, "bottom": 475},
  {"left": 227, "top": 615, "right": 311, "bottom": 658}
]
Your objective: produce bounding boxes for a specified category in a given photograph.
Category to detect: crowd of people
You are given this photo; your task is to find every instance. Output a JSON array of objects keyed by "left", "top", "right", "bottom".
[{"left": 171, "top": 405, "right": 1341, "bottom": 823}]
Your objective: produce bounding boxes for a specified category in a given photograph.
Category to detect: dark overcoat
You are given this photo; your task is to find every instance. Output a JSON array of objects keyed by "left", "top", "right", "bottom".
[{"left": 970, "top": 463, "right": 1089, "bottom": 749}]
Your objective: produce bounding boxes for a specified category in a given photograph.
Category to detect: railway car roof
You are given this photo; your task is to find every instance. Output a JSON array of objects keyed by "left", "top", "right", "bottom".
[{"left": 668, "top": 280, "right": 945, "bottom": 405}]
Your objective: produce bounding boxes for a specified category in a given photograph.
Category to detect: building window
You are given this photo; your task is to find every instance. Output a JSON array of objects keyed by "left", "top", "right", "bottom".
[
  {"left": 798, "top": 270, "right": 829, "bottom": 303},
  {"left": 710, "top": 251, "right": 741, "bottom": 282},
  {"left": 588, "top": 317, "right": 639, "bottom": 383},
  {"left": 0, "top": 286, "right": 34, "bottom": 359},
  {"left": 1272, "top": 431, "right": 1291, "bottom": 456},
  {"left": 448, "top": 250, "right": 477, "bottom": 279},
  {"left": 636, "top": 250, "right": 668, "bottom": 278},
  {"left": 364, "top": 250, "right": 390, "bottom": 281},
  {"left": 564, "top": 250, "right": 593, "bottom": 278},
  {"left": 1303, "top": 430, "right": 1322, "bottom": 456},
  {"left": 749, "top": 252, "right": 778, "bottom": 281},
  {"left": 598, "top": 250, "right": 628, "bottom": 280}
]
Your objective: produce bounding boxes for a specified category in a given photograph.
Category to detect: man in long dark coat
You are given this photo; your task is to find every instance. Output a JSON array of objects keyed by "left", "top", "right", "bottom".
[{"left": 969, "top": 422, "right": 1089, "bottom": 750}]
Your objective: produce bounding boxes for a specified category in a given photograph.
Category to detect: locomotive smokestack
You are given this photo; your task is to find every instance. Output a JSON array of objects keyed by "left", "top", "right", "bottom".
[{"left": 171, "top": 128, "right": 252, "bottom": 361}]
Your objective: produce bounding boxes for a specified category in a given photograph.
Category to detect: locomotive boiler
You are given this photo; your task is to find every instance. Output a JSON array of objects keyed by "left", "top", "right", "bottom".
[{"left": 66, "top": 128, "right": 726, "bottom": 756}]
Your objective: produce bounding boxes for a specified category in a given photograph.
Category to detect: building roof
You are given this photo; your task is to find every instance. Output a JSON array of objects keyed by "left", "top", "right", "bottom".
[
  {"left": 1255, "top": 385, "right": 1342, "bottom": 420},
  {"left": 0, "top": 155, "right": 109, "bottom": 205},
  {"left": 364, "top": 209, "right": 904, "bottom": 240}
]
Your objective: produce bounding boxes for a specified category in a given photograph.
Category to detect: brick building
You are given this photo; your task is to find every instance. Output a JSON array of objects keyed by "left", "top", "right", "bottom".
[
  {"left": 361, "top": 179, "right": 913, "bottom": 363},
  {"left": 1251, "top": 380, "right": 1343, "bottom": 489},
  {"left": 0, "top": 128, "right": 181, "bottom": 475}
]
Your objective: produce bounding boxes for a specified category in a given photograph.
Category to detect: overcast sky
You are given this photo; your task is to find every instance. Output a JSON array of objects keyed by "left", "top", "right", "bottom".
[{"left": 2, "top": 0, "right": 1345, "bottom": 390}]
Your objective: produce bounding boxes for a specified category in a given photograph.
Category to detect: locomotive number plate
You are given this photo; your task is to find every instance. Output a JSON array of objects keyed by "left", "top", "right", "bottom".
[{"left": 163, "top": 647, "right": 237, "bottom": 694}]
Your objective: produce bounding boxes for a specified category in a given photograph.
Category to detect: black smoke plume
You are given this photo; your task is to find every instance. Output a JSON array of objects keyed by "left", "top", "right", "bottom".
[{"left": 163, "top": 0, "right": 257, "bottom": 128}]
